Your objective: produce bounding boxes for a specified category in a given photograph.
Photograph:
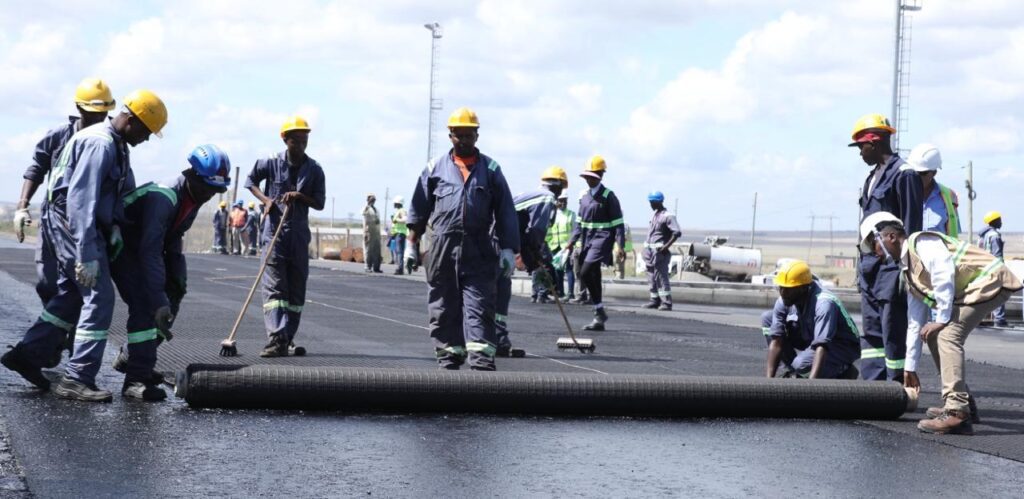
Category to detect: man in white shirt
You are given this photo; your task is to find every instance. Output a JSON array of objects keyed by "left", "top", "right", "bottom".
[{"left": 860, "top": 211, "right": 1022, "bottom": 435}]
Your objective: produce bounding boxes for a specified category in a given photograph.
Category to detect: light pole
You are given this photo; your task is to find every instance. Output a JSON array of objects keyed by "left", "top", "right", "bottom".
[{"left": 424, "top": 22, "right": 443, "bottom": 163}]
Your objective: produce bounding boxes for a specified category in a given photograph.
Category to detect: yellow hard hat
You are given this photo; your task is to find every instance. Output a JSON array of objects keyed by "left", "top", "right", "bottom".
[
  {"left": 447, "top": 107, "right": 480, "bottom": 128},
  {"left": 541, "top": 166, "right": 568, "bottom": 186},
  {"left": 219, "top": 200, "right": 227, "bottom": 208},
  {"left": 74, "top": 78, "right": 116, "bottom": 112},
  {"left": 280, "top": 116, "right": 311, "bottom": 138},
  {"left": 984, "top": 211, "right": 1002, "bottom": 225},
  {"left": 774, "top": 260, "right": 813, "bottom": 288},
  {"left": 850, "top": 113, "right": 896, "bottom": 141},
  {"left": 248, "top": 202, "right": 256, "bottom": 209},
  {"left": 586, "top": 155, "right": 607, "bottom": 173},
  {"left": 123, "top": 89, "right": 167, "bottom": 137}
]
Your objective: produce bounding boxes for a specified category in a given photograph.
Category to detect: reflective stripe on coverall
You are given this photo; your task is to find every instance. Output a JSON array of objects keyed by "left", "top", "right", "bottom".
[
  {"left": 978, "top": 225, "right": 1006, "bottom": 322},
  {"left": 643, "top": 208, "right": 681, "bottom": 304},
  {"left": 495, "top": 189, "right": 556, "bottom": 347}
]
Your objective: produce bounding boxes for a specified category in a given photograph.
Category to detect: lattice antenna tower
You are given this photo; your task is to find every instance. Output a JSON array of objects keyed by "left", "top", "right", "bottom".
[{"left": 891, "top": 0, "right": 922, "bottom": 153}]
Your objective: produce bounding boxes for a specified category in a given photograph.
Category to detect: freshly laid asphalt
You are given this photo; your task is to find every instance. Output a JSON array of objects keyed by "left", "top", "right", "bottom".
[{"left": 1, "top": 239, "right": 1024, "bottom": 497}]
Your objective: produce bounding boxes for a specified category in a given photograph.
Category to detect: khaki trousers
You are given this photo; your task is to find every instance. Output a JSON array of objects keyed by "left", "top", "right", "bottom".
[{"left": 926, "top": 289, "right": 1013, "bottom": 413}]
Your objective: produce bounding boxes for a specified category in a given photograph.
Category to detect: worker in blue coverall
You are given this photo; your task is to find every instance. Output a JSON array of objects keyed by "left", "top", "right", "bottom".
[
  {"left": 211, "top": 201, "right": 228, "bottom": 254},
  {"left": 407, "top": 107, "right": 519, "bottom": 371},
  {"left": 978, "top": 211, "right": 1007, "bottom": 327},
  {"left": 246, "top": 116, "right": 326, "bottom": 357},
  {"left": 761, "top": 260, "right": 861, "bottom": 379},
  {"left": 494, "top": 166, "right": 565, "bottom": 356},
  {"left": 109, "top": 144, "right": 231, "bottom": 401},
  {"left": 2, "top": 89, "right": 167, "bottom": 402},
  {"left": 13, "top": 78, "right": 116, "bottom": 310},
  {"left": 642, "top": 191, "right": 681, "bottom": 311},
  {"left": 566, "top": 155, "right": 626, "bottom": 331},
  {"left": 850, "top": 113, "right": 922, "bottom": 382},
  {"left": 246, "top": 201, "right": 260, "bottom": 255}
]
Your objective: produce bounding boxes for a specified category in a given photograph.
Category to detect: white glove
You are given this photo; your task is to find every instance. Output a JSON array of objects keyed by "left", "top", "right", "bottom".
[
  {"left": 551, "top": 248, "right": 569, "bottom": 271},
  {"left": 500, "top": 248, "right": 516, "bottom": 278},
  {"left": 75, "top": 260, "right": 100, "bottom": 288},
  {"left": 13, "top": 208, "right": 31, "bottom": 243},
  {"left": 403, "top": 243, "right": 416, "bottom": 262}
]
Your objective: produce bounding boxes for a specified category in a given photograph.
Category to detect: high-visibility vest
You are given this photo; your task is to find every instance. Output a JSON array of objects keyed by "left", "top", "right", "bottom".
[
  {"left": 391, "top": 208, "right": 408, "bottom": 235},
  {"left": 546, "top": 208, "right": 576, "bottom": 251},
  {"left": 937, "top": 183, "right": 960, "bottom": 238},
  {"left": 904, "top": 231, "right": 1022, "bottom": 307},
  {"left": 229, "top": 208, "right": 247, "bottom": 228}
]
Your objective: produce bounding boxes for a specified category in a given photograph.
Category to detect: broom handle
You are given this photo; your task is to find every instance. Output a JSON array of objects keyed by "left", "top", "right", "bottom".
[
  {"left": 225, "top": 203, "right": 291, "bottom": 342},
  {"left": 533, "top": 252, "right": 587, "bottom": 353}
]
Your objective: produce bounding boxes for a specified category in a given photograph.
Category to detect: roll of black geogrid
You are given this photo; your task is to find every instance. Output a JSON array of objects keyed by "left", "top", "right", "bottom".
[{"left": 176, "top": 364, "right": 914, "bottom": 419}]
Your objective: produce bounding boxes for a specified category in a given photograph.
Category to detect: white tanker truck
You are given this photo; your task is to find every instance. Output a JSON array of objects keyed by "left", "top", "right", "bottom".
[{"left": 681, "top": 236, "right": 763, "bottom": 282}]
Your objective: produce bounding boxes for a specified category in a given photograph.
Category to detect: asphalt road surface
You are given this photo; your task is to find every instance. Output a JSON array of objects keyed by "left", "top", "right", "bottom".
[{"left": 1, "top": 239, "right": 1023, "bottom": 497}]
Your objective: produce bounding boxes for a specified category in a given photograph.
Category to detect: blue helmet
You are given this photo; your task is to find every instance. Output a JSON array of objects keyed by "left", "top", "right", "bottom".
[
  {"left": 234, "top": 200, "right": 244, "bottom": 207},
  {"left": 188, "top": 144, "right": 231, "bottom": 188},
  {"left": 647, "top": 190, "right": 665, "bottom": 202}
]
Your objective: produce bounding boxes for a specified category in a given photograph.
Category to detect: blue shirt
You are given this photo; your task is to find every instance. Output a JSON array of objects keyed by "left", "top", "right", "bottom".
[{"left": 921, "top": 185, "right": 949, "bottom": 233}]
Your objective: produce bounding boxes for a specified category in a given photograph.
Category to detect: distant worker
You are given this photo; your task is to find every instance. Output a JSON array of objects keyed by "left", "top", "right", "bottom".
[
  {"left": 246, "top": 116, "right": 326, "bottom": 357},
  {"left": 228, "top": 199, "right": 248, "bottom": 255},
  {"left": 109, "top": 144, "right": 230, "bottom": 401},
  {"left": 978, "top": 211, "right": 1007, "bottom": 327},
  {"left": 407, "top": 107, "right": 519, "bottom": 371},
  {"left": 363, "top": 193, "right": 382, "bottom": 273},
  {"left": 2, "top": 90, "right": 166, "bottom": 401},
  {"left": 14, "top": 78, "right": 116, "bottom": 309},
  {"left": 642, "top": 191, "right": 681, "bottom": 311},
  {"left": 391, "top": 196, "right": 408, "bottom": 275},
  {"left": 900, "top": 144, "right": 962, "bottom": 389},
  {"left": 495, "top": 166, "right": 564, "bottom": 356},
  {"left": 613, "top": 226, "right": 633, "bottom": 280},
  {"left": 245, "top": 201, "right": 259, "bottom": 255},
  {"left": 566, "top": 155, "right": 626, "bottom": 331},
  {"left": 761, "top": 260, "right": 860, "bottom": 379},
  {"left": 212, "top": 201, "right": 228, "bottom": 254},
  {"left": 850, "top": 113, "right": 922, "bottom": 382},
  {"left": 545, "top": 192, "right": 577, "bottom": 299},
  {"left": 860, "top": 212, "right": 1022, "bottom": 434}
]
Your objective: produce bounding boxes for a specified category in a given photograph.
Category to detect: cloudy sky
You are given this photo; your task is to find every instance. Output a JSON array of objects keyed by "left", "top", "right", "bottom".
[{"left": 1, "top": 0, "right": 1021, "bottom": 231}]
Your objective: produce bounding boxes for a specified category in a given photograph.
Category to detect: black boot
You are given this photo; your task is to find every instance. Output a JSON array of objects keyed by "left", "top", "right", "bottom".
[
  {"left": 642, "top": 298, "right": 661, "bottom": 309},
  {"left": 1, "top": 345, "right": 51, "bottom": 390},
  {"left": 259, "top": 339, "right": 289, "bottom": 358},
  {"left": 583, "top": 308, "right": 608, "bottom": 331}
]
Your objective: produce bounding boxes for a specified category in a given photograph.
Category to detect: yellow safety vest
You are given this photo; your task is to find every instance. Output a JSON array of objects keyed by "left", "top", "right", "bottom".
[
  {"left": 391, "top": 208, "right": 408, "bottom": 236},
  {"left": 546, "top": 208, "right": 576, "bottom": 251}
]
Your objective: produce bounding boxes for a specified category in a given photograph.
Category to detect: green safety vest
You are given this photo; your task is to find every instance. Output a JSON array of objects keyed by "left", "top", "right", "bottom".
[
  {"left": 937, "top": 184, "right": 960, "bottom": 238},
  {"left": 904, "top": 231, "right": 1022, "bottom": 307},
  {"left": 391, "top": 208, "right": 408, "bottom": 235},
  {"left": 546, "top": 208, "right": 576, "bottom": 251}
]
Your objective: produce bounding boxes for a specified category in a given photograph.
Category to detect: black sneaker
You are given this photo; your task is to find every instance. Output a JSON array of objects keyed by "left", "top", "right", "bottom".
[
  {"left": 122, "top": 380, "right": 167, "bottom": 402},
  {"left": 642, "top": 300, "right": 661, "bottom": 309},
  {"left": 996, "top": 320, "right": 1010, "bottom": 328},
  {"left": 53, "top": 376, "right": 112, "bottom": 403},
  {"left": 259, "top": 341, "right": 289, "bottom": 358},
  {"left": 1, "top": 346, "right": 50, "bottom": 390},
  {"left": 111, "top": 348, "right": 128, "bottom": 373}
]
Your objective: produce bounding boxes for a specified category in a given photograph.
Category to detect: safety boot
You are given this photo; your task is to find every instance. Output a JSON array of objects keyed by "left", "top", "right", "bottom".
[
  {"left": 642, "top": 299, "right": 661, "bottom": 309},
  {"left": 583, "top": 308, "right": 608, "bottom": 331},
  {"left": 122, "top": 379, "right": 167, "bottom": 402},
  {"left": 259, "top": 340, "right": 289, "bottom": 358},
  {"left": 53, "top": 376, "right": 112, "bottom": 403},
  {"left": 926, "top": 396, "right": 980, "bottom": 423},
  {"left": 996, "top": 319, "right": 1010, "bottom": 328},
  {"left": 658, "top": 303, "right": 672, "bottom": 311},
  {"left": 1, "top": 346, "right": 50, "bottom": 390},
  {"left": 918, "top": 409, "right": 974, "bottom": 435}
]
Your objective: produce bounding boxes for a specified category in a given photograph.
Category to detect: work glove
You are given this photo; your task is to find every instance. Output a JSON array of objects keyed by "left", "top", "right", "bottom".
[
  {"left": 75, "top": 260, "right": 100, "bottom": 288},
  {"left": 108, "top": 225, "right": 124, "bottom": 262},
  {"left": 154, "top": 305, "right": 175, "bottom": 342},
  {"left": 551, "top": 248, "right": 569, "bottom": 271},
  {"left": 13, "top": 208, "right": 31, "bottom": 243},
  {"left": 500, "top": 248, "right": 516, "bottom": 279},
  {"left": 403, "top": 242, "right": 417, "bottom": 263}
]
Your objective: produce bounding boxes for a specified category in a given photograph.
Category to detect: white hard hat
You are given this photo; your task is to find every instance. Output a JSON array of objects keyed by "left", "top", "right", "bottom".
[
  {"left": 902, "top": 143, "right": 942, "bottom": 172},
  {"left": 859, "top": 211, "right": 903, "bottom": 253},
  {"left": 393, "top": 195, "right": 404, "bottom": 205}
]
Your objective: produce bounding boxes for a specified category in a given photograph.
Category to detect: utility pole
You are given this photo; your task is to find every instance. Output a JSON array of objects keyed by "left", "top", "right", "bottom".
[
  {"left": 807, "top": 213, "right": 815, "bottom": 262},
  {"left": 749, "top": 192, "right": 757, "bottom": 248},
  {"left": 891, "top": 0, "right": 922, "bottom": 152},
  {"left": 383, "top": 187, "right": 390, "bottom": 233},
  {"left": 424, "top": 23, "right": 443, "bottom": 163},
  {"left": 966, "top": 160, "right": 976, "bottom": 242},
  {"left": 231, "top": 166, "right": 240, "bottom": 205},
  {"left": 331, "top": 197, "right": 335, "bottom": 228}
]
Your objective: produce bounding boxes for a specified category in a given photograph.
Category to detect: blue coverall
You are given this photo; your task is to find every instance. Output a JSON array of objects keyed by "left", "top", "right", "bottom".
[
  {"left": 979, "top": 225, "right": 1006, "bottom": 323},
  {"left": 495, "top": 189, "right": 556, "bottom": 349},
  {"left": 212, "top": 208, "right": 228, "bottom": 254},
  {"left": 568, "top": 184, "right": 626, "bottom": 308},
  {"left": 245, "top": 208, "right": 260, "bottom": 255},
  {"left": 643, "top": 208, "right": 682, "bottom": 306},
  {"left": 858, "top": 155, "right": 922, "bottom": 381},
  {"left": 760, "top": 282, "right": 861, "bottom": 378},
  {"left": 23, "top": 116, "right": 81, "bottom": 305},
  {"left": 16, "top": 121, "right": 134, "bottom": 384},
  {"left": 245, "top": 151, "right": 326, "bottom": 347},
  {"left": 110, "top": 178, "right": 197, "bottom": 381},
  {"left": 408, "top": 150, "right": 519, "bottom": 370}
]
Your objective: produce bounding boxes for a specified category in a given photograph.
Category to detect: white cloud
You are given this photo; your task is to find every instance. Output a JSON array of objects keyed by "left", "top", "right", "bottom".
[{"left": 932, "top": 121, "right": 1022, "bottom": 156}]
